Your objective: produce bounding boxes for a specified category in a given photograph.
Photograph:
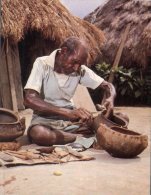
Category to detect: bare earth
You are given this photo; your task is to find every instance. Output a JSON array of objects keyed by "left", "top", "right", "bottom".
[{"left": 0, "top": 107, "right": 150, "bottom": 195}]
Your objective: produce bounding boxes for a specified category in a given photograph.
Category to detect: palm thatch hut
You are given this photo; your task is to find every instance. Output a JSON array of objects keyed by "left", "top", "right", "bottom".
[
  {"left": 1, "top": 0, "right": 105, "bottom": 111},
  {"left": 84, "top": 0, "right": 151, "bottom": 69}
]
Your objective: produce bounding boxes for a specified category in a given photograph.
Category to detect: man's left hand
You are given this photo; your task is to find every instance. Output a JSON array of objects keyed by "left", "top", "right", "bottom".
[
  {"left": 99, "top": 81, "right": 116, "bottom": 118},
  {"left": 102, "top": 97, "right": 114, "bottom": 118}
]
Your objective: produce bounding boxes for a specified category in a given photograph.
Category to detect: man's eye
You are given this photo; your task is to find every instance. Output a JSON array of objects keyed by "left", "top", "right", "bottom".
[{"left": 73, "top": 61, "right": 80, "bottom": 65}]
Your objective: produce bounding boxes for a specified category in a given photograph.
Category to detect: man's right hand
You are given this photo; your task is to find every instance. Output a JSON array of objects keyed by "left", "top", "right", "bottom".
[{"left": 65, "top": 108, "right": 93, "bottom": 123}]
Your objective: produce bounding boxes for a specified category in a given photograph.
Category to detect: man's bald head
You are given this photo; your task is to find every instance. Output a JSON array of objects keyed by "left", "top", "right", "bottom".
[
  {"left": 55, "top": 36, "right": 89, "bottom": 75},
  {"left": 60, "top": 36, "right": 88, "bottom": 57}
]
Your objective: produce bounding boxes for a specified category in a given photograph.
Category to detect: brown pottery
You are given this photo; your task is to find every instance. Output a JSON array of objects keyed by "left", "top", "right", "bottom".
[
  {"left": 92, "top": 113, "right": 128, "bottom": 132},
  {"left": 0, "top": 108, "right": 26, "bottom": 142},
  {"left": 96, "top": 124, "right": 148, "bottom": 158}
]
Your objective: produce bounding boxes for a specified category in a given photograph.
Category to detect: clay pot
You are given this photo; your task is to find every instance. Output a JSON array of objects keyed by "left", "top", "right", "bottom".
[
  {"left": 115, "top": 112, "right": 129, "bottom": 123},
  {"left": 95, "top": 104, "right": 129, "bottom": 125},
  {"left": 92, "top": 113, "right": 128, "bottom": 132},
  {"left": 0, "top": 108, "right": 26, "bottom": 142},
  {"left": 96, "top": 124, "right": 148, "bottom": 158}
]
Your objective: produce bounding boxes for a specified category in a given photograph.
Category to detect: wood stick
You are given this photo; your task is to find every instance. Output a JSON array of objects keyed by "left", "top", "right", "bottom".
[
  {"left": 108, "top": 23, "right": 131, "bottom": 83},
  {"left": 4, "top": 151, "right": 28, "bottom": 160},
  {"left": 101, "top": 24, "right": 131, "bottom": 108},
  {"left": 6, "top": 40, "right": 18, "bottom": 112}
]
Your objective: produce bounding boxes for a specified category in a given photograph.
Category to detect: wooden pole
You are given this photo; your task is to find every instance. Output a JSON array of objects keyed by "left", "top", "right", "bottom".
[
  {"left": 101, "top": 23, "right": 131, "bottom": 106},
  {"left": 0, "top": 40, "right": 12, "bottom": 109},
  {"left": 6, "top": 40, "right": 18, "bottom": 112},
  {"left": 108, "top": 23, "right": 131, "bottom": 83}
]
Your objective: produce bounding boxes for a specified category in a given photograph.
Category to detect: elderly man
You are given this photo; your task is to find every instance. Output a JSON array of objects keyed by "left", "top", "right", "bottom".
[{"left": 24, "top": 36, "right": 116, "bottom": 146}]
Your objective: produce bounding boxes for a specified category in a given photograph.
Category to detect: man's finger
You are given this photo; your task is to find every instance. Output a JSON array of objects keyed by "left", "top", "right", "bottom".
[
  {"left": 104, "top": 107, "right": 113, "bottom": 118},
  {"left": 78, "top": 108, "right": 92, "bottom": 119}
]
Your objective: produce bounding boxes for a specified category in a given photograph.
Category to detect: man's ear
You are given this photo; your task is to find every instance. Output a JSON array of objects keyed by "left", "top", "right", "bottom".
[{"left": 60, "top": 47, "right": 68, "bottom": 55}]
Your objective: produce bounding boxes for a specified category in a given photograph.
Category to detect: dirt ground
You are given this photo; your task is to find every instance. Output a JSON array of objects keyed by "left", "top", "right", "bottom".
[{"left": 0, "top": 107, "right": 150, "bottom": 195}]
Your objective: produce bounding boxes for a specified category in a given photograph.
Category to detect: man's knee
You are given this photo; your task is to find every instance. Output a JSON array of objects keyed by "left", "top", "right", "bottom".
[
  {"left": 28, "top": 125, "right": 55, "bottom": 146},
  {"left": 28, "top": 125, "right": 41, "bottom": 140}
]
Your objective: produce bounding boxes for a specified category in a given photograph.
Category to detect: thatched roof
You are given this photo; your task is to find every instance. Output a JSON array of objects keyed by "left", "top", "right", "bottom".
[
  {"left": 1, "top": 0, "right": 105, "bottom": 64},
  {"left": 84, "top": 0, "right": 151, "bottom": 68}
]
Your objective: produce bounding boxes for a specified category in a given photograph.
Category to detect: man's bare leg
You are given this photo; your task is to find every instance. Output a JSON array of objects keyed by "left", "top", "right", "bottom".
[{"left": 28, "top": 125, "right": 78, "bottom": 146}]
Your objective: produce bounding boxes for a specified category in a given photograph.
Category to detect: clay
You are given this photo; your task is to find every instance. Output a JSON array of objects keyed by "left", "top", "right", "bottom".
[
  {"left": 96, "top": 124, "right": 148, "bottom": 158},
  {"left": 115, "top": 112, "right": 129, "bottom": 123},
  {"left": 92, "top": 113, "right": 128, "bottom": 132},
  {"left": 0, "top": 142, "right": 21, "bottom": 151},
  {"left": 0, "top": 108, "right": 26, "bottom": 141},
  {"left": 37, "top": 146, "right": 55, "bottom": 154},
  {"left": 5, "top": 150, "right": 41, "bottom": 160}
]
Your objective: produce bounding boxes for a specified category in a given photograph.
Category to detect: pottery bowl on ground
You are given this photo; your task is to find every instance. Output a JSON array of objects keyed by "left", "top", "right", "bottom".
[
  {"left": 96, "top": 124, "right": 148, "bottom": 158},
  {"left": 0, "top": 108, "right": 26, "bottom": 142},
  {"left": 92, "top": 113, "right": 128, "bottom": 133}
]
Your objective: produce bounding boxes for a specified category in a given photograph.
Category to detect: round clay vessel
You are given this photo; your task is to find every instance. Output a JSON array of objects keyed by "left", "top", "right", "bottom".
[
  {"left": 109, "top": 113, "right": 129, "bottom": 128},
  {"left": 0, "top": 108, "right": 26, "bottom": 142},
  {"left": 92, "top": 113, "right": 128, "bottom": 132},
  {"left": 115, "top": 112, "right": 129, "bottom": 123},
  {"left": 96, "top": 124, "right": 148, "bottom": 158}
]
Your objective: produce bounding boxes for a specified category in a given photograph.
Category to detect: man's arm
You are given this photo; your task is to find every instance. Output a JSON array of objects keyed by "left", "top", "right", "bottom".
[
  {"left": 24, "top": 89, "right": 92, "bottom": 122},
  {"left": 98, "top": 80, "right": 116, "bottom": 118}
]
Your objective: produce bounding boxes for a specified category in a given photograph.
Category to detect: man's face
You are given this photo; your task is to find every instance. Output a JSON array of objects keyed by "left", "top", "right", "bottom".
[{"left": 56, "top": 46, "right": 88, "bottom": 75}]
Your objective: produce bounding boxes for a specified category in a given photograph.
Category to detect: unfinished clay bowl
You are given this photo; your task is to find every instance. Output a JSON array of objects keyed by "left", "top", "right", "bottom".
[
  {"left": 92, "top": 113, "right": 128, "bottom": 132},
  {"left": 0, "top": 108, "right": 26, "bottom": 142},
  {"left": 96, "top": 124, "right": 148, "bottom": 158},
  {"left": 114, "top": 112, "right": 129, "bottom": 124}
]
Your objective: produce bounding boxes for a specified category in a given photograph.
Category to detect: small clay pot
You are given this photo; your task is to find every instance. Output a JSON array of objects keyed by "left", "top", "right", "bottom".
[
  {"left": 115, "top": 112, "right": 129, "bottom": 123},
  {"left": 96, "top": 124, "right": 148, "bottom": 158},
  {"left": 0, "top": 108, "right": 26, "bottom": 142},
  {"left": 92, "top": 113, "right": 128, "bottom": 132}
]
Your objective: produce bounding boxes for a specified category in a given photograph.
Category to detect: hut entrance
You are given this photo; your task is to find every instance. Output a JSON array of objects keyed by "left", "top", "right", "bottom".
[
  {"left": 0, "top": 31, "right": 57, "bottom": 111},
  {"left": 18, "top": 31, "right": 57, "bottom": 87}
]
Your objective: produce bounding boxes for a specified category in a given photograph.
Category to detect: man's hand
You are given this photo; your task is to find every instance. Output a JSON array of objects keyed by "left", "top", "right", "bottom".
[
  {"left": 24, "top": 89, "right": 93, "bottom": 123},
  {"left": 66, "top": 108, "right": 93, "bottom": 123},
  {"left": 99, "top": 80, "right": 116, "bottom": 118},
  {"left": 102, "top": 97, "right": 114, "bottom": 118}
]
